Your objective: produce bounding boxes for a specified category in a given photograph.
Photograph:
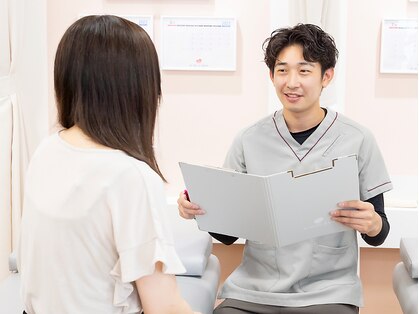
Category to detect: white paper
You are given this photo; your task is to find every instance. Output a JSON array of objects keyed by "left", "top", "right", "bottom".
[
  {"left": 380, "top": 19, "right": 418, "bottom": 74},
  {"left": 160, "top": 16, "right": 236, "bottom": 71}
]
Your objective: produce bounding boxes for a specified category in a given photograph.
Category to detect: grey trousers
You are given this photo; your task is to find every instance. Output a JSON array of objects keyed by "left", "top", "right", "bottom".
[{"left": 214, "top": 299, "right": 359, "bottom": 314}]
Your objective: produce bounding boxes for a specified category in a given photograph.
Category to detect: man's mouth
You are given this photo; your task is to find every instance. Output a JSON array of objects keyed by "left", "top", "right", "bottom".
[
  {"left": 284, "top": 93, "right": 302, "bottom": 98},
  {"left": 284, "top": 93, "right": 302, "bottom": 102}
]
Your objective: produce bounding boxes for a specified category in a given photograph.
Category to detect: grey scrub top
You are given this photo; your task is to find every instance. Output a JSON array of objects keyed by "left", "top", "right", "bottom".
[{"left": 219, "top": 109, "right": 393, "bottom": 307}]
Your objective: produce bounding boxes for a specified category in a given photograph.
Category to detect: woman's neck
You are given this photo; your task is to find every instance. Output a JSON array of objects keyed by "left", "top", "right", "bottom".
[{"left": 59, "top": 125, "right": 111, "bottom": 150}]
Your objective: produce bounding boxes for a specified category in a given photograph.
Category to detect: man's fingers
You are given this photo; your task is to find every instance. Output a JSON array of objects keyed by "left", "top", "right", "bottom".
[{"left": 338, "top": 200, "right": 373, "bottom": 211}]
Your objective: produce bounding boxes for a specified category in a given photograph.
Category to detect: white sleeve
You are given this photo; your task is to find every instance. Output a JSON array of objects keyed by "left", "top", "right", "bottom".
[{"left": 107, "top": 165, "right": 185, "bottom": 284}]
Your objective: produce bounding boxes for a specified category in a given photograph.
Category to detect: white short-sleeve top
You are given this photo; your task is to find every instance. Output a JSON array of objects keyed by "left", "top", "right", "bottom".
[{"left": 18, "top": 133, "right": 185, "bottom": 314}]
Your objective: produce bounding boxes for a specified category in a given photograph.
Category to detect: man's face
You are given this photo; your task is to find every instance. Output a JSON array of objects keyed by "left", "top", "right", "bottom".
[{"left": 270, "top": 44, "right": 333, "bottom": 115}]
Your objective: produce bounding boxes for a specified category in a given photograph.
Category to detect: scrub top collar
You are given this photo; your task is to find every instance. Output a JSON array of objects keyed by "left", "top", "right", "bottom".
[{"left": 272, "top": 108, "right": 338, "bottom": 162}]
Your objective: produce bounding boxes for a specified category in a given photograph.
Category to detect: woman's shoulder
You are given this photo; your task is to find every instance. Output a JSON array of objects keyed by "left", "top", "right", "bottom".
[
  {"left": 27, "top": 133, "right": 61, "bottom": 163},
  {"left": 108, "top": 154, "right": 162, "bottom": 189}
]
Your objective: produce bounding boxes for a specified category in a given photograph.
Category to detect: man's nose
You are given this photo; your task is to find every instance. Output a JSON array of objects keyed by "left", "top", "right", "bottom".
[{"left": 286, "top": 71, "right": 300, "bottom": 89}]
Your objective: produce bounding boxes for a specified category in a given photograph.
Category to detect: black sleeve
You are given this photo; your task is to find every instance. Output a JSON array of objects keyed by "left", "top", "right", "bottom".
[
  {"left": 209, "top": 232, "right": 238, "bottom": 245},
  {"left": 362, "top": 193, "right": 389, "bottom": 246}
]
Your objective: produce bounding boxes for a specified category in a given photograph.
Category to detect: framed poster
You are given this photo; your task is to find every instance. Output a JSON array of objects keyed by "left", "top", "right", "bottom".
[
  {"left": 160, "top": 16, "right": 237, "bottom": 71},
  {"left": 380, "top": 19, "right": 417, "bottom": 74}
]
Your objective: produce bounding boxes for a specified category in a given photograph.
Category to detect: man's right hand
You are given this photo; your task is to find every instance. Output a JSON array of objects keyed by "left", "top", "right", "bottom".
[{"left": 177, "top": 190, "right": 205, "bottom": 219}]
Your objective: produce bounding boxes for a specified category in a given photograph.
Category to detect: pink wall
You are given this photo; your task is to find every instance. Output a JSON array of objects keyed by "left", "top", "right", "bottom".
[
  {"left": 47, "top": 0, "right": 417, "bottom": 199},
  {"left": 345, "top": 0, "right": 417, "bottom": 179},
  {"left": 47, "top": 0, "right": 271, "bottom": 197}
]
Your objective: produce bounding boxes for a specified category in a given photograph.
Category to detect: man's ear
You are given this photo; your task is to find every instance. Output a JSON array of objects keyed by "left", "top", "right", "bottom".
[
  {"left": 322, "top": 68, "right": 334, "bottom": 88},
  {"left": 269, "top": 70, "right": 274, "bottom": 83}
]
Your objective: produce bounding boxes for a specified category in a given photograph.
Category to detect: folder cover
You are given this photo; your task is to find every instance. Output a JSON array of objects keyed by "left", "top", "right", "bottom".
[{"left": 179, "top": 155, "right": 360, "bottom": 247}]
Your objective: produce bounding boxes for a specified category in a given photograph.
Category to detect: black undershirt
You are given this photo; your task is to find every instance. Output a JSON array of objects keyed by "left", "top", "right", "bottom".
[{"left": 210, "top": 116, "right": 390, "bottom": 247}]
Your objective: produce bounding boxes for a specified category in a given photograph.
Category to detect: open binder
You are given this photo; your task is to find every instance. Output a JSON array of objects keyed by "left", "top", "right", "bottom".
[{"left": 179, "top": 155, "right": 360, "bottom": 247}]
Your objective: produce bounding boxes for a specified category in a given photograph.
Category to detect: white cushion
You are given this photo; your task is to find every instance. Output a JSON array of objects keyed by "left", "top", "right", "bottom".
[
  {"left": 393, "top": 262, "right": 418, "bottom": 314},
  {"left": 170, "top": 210, "right": 213, "bottom": 276},
  {"left": 0, "top": 273, "right": 24, "bottom": 313},
  {"left": 177, "top": 254, "right": 220, "bottom": 314}
]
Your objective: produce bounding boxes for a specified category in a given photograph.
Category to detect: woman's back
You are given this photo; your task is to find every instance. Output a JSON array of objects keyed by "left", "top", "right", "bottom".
[
  {"left": 20, "top": 14, "right": 199, "bottom": 314},
  {"left": 19, "top": 132, "right": 185, "bottom": 314}
]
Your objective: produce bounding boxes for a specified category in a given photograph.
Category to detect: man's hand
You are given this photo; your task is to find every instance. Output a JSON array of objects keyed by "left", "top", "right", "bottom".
[{"left": 330, "top": 200, "right": 382, "bottom": 237}]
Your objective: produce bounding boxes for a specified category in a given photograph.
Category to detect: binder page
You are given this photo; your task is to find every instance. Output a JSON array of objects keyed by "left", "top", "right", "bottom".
[
  {"left": 267, "top": 155, "right": 360, "bottom": 247},
  {"left": 179, "top": 163, "right": 274, "bottom": 244}
]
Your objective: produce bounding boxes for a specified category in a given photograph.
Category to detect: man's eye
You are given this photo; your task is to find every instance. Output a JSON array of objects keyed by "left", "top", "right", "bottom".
[
  {"left": 276, "top": 68, "right": 286, "bottom": 73},
  {"left": 300, "top": 69, "right": 311, "bottom": 74}
]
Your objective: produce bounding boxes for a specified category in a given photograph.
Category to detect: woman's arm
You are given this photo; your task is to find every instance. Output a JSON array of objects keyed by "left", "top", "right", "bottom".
[{"left": 136, "top": 262, "right": 201, "bottom": 314}]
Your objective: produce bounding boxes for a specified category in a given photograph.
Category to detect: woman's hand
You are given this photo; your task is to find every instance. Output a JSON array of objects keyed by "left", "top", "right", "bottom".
[{"left": 177, "top": 190, "right": 205, "bottom": 219}]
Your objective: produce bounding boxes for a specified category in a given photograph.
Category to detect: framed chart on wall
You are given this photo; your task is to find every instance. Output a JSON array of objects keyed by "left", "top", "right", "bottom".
[
  {"left": 160, "top": 16, "right": 237, "bottom": 71},
  {"left": 380, "top": 19, "right": 418, "bottom": 74}
]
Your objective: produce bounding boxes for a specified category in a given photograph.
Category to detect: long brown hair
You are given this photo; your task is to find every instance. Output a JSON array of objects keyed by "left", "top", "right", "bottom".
[{"left": 54, "top": 15, "right": 165, "bottom": 181}]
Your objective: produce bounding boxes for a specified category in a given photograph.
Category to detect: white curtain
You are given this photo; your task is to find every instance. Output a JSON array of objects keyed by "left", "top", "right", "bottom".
[
  {"left": 0, "top": 0, "right": 29, "bottom": 280},
  {"left": 289, "top": 0, "right": 345, "bottom": 112},
  {"left": 289, "top": 0, "right": 330, "bottom": 27}
]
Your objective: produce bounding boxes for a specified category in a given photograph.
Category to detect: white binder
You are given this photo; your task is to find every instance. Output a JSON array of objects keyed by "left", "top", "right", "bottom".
[{"left": 179, "top": 155, "right": 360, "bottom": 247}]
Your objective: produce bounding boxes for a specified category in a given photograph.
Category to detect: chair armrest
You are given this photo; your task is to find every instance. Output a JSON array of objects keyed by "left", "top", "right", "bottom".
[
  {"left": 0, "top": 273, "right": 24, "bottom": 312},
  {"left": 170, "top": 215, "right": 212, "bottom": 277},
  {"left": 400, "top": 238, "right": 418, "bottom": 279}
]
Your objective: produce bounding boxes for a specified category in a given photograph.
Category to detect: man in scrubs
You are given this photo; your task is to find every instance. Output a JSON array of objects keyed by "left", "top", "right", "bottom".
[{"left": 178, "top": 23, "right": 392, "bottom": 314}]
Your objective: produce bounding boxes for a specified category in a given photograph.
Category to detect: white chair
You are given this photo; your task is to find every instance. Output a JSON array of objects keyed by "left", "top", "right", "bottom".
[
  {"left": 0, "top": 252, "right": 23, "bottom": 313},
  {"left": 173, "top": 227, "right": 221, "bottom": 314},
  {"left": 392, "top": 237, "right": 418, "bottom": 314}
]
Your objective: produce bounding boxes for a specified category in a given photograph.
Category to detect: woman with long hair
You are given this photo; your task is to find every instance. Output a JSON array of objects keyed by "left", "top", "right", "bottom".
[{"left": 19, "top": 15, "right": 199, "bottom": 314}]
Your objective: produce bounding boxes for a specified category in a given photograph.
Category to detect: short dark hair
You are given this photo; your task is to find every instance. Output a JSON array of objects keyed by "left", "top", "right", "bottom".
[
  {"left": 54, "top": 15, "right": 165, "bottom": 181},
  {"left": 263, "top": 23, "right": 339, "bottom": 76}
]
